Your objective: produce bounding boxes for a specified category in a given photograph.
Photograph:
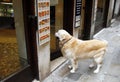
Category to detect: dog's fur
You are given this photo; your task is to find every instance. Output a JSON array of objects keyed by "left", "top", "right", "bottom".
[{"left": 55, "top": 29, "right": 108, "bottom": 73}]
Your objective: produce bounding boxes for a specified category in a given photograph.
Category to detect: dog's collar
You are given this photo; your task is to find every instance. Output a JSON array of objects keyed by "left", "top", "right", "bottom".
[{"left": 59, "top": 37, "right": 73, "bottom": 49}]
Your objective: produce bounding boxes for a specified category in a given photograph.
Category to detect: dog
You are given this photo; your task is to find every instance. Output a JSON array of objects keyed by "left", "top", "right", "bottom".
[{"left": 55, "top": 29, "right": 108, "bottom": 73}]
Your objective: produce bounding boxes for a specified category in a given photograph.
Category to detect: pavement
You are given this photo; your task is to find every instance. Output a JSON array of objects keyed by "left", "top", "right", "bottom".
[{"left": 43, "top": 18, "right": 120, "bottom": 82}]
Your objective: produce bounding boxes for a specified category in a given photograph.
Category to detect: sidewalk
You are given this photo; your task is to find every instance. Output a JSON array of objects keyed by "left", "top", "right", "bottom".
[{"left": 43, "top": 18, "right": 120, "bottom": 82}]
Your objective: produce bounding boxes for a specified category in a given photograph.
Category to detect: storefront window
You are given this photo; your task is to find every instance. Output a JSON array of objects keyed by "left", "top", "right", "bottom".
[
  {"left": 96, "top": 0, "right": 105, "bottom": 25},
  {"left": 95, "top": 0, "right": 106, "bottom": 33},
  {"left": 0, "top": 0, "right": 28, "bottom": 81},
  {"left": 113, "top": 0, "right": 120, "bottom": 18}
]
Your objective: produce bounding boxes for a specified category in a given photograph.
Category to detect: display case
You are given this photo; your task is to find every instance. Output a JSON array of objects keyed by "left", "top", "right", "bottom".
[
  {"left": 0, "top": 1, "right": 14, "bottom": 28},
  {"left": 0, "top": 1, "right": 13, "bottom": 17}
]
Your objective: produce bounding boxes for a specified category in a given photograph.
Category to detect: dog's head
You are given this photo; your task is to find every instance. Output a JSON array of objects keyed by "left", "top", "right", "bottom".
[{"left": 55, "top": 29, "right": 72, "bottom": 41}]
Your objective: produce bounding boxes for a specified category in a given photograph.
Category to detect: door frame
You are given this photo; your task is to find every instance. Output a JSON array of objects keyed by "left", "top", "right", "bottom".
[
  {"left": 22, "top": 0, "right": 39, "bottom": 80},
  {"left": 83, "top": 0, "right": 93, "bottom": 40}
]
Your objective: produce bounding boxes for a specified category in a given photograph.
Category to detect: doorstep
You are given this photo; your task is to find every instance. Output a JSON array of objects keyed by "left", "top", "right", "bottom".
[{"left": 50, "top": 57, "right": 67, "bottom": 72}]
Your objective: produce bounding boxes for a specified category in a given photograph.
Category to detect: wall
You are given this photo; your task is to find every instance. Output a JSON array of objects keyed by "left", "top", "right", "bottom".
[{"left": 37, "top": 42, "right": 50, "bottom": 81}]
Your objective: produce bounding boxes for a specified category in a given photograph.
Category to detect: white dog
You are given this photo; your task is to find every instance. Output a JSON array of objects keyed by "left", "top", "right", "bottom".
[{"left": 55, "top": 29, "right": 107, "bottom": 73}]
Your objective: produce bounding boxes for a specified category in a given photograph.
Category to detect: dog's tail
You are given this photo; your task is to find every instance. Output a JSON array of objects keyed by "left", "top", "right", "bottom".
[
  {"left": 94, "top": 38, "right": 108, "bottom": 45},
  {"left": 98, "top": 39, "right": 108, "bottom": 52},
  {"left": 94, "top": 38, "right": 108, "bottom": 49},
  {"left": 102, "top": 39, "right": 108, "bottom": 45}
]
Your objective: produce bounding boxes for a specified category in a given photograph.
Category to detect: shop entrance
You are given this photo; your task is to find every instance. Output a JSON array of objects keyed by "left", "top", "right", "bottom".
[
  {"left": 50, "top": 0, "right": 74, "bottom": 71},
  {"left": 50, "top": 0, "right": 64, "bottom": 71},
  {"left": 50, "top": 6, "right": 62, "bottom": 61}
]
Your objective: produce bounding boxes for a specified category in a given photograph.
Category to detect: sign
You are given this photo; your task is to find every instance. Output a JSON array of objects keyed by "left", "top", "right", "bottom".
[
  {"left": 74, "top": 0, "right": 82, "bottom": 28},
  {"left": 37, "top": 0, "right": 50, "bottom": 45}
]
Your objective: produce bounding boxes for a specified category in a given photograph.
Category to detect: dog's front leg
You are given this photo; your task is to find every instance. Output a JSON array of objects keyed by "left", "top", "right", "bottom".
[
  {"left": 68, "top": 59, "right": 73, "bottom": 69},
  {"left": 70, "top": 59, "right": 78, "bottom": 73}
]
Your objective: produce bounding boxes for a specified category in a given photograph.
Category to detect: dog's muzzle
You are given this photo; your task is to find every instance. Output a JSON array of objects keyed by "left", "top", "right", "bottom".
[
  {"left": 55, "top": 32, "right": 58, "bottom": 37},
  {"left": 55, "top": 32, "right": 57, "bottom": 36},
  {"left": 55, "top": 32, "right": 59, "bottom": 39}
]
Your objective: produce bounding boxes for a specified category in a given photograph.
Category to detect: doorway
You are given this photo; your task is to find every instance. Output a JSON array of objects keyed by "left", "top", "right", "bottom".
[
  {"left": 50, "top": 0, "right": 74, "bottom": 72},
  {"left": 50, "top": 0, "right": 63, "bottom": 59},
  {"left": 50, "top": 0, "right": 66, "bottom": 72}
]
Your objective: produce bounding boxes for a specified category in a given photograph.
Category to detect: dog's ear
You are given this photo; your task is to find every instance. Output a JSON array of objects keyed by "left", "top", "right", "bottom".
[
  {"left": 59, "top": 34, "right": 66, "bottom": 41},
  {"left": 60, "top": 34, "right": 72, "bottom": 41},
  {"left": 56, "top": 29, "right": 72, "bottom": 41}
]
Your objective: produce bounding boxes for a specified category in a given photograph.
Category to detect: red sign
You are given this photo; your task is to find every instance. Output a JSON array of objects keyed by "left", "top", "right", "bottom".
[{"left": 37, "top": 0, "right": 50, "bottom": 45}]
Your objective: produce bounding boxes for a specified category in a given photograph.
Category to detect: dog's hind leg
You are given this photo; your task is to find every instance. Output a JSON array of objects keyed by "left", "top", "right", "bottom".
[
  {"left": 93, "top": 51, "right": 105, "bottom": 73},
  {"left": 89, "top": 61, "right": 95, "bottom": 69}
]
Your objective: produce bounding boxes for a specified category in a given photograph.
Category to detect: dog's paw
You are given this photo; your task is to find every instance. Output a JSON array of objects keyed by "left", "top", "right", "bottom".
[
  {"left": 93, "top": 70, "right": 99, "bottom": 73},
  {"left": 89, "top": 64, "right": 95, "bottom": 69},
  {"left": 70, "top": 69, "right": 75, "bottom": 73},
  {"left": 68, "top": 65, "right": 72, "bottom": 69},
  {"left": 93, "top": 64, "right": 101, "bottom": 73}
]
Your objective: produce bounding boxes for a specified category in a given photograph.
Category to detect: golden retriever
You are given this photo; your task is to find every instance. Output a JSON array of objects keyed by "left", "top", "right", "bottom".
[{"left": 55, "top": 29, "right": 108, "bottom": 73}]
